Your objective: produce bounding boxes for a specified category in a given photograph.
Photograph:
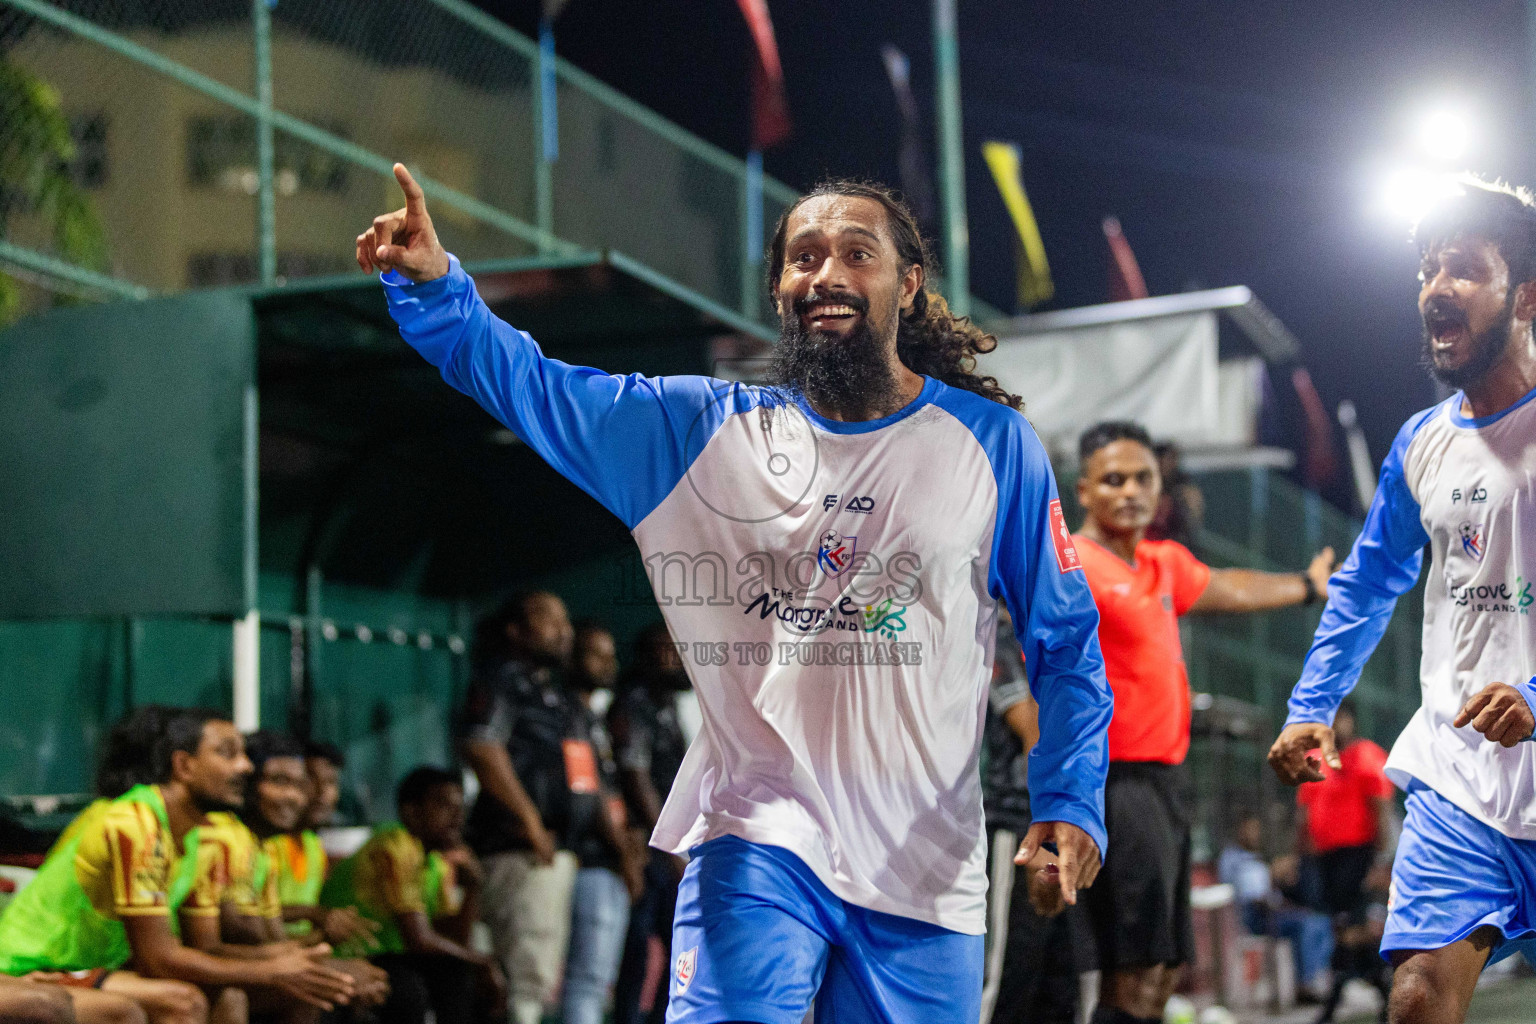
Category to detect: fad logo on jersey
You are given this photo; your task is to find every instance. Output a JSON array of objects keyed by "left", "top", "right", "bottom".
[
  {"left": 817, "top": 530, "right": 858, "bottom": 576},
  {"left": 675, "top": 947, "right": 698, "bottom": 993},
  {"left": 1458, "top": 521, "right": 1485, "bottom": 562},
  {"left": 1048, "top": 500, "right": 1082, "bottom": 573}
]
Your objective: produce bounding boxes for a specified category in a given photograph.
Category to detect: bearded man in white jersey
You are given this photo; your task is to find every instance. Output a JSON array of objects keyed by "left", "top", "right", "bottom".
[
  {"left": 356, "top": 165, "right": 1114, "bottom": 1024},
  {"left": 1270, "top": 176, "right": 1536, "bottom": 1024}
]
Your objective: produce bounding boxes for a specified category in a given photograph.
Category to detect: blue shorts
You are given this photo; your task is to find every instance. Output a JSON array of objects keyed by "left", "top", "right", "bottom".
[
  {"left": 1383, "top": 781, "right": 1536, "bottom": 965},
  {"left": 666, "top": 835, "right": 983, "bottom": 1024}
]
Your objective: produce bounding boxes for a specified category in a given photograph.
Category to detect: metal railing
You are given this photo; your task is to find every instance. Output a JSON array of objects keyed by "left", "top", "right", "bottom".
[{"left": 0, "top": 0, "right": 801, "bottom": 330}]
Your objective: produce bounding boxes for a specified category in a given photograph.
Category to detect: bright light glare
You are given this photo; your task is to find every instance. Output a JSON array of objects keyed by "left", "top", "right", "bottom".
[
  {"left": 1414, "top": 106, "right": 1472, "bottom": 161},
  {"left": 1380, "top": 168, "right": 1464, "bottom": 224}
]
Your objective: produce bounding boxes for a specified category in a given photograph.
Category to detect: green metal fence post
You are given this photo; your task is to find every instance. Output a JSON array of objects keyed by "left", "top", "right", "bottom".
[
  {"left": 534, "top": 18, "right": 557, "bottom": 251},
  {"left": 233, "top": 382, "right": 261, "bottom": 730},
  {"left": 253, "top": 0, "right": 276, "bottom": 286},
  {"left": 1248, "top": 466, "right": 1272, "bottom": 709},
  {"left": 932, "top": 0, "right": 969, "bottom": 317},
  {"left": 742, "top": 150, "right": 764, "bottom": 319}
]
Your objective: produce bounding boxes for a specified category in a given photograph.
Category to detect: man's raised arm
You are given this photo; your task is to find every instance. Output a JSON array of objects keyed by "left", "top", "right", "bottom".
[
  {"left": 1268, "top": 414, "right": 1431, "bottom": 784},
  {"left": 358, "top": 163, "right": 752, "bottom": 530}
]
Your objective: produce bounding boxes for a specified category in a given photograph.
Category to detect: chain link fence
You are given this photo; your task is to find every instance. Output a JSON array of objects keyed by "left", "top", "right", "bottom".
[{"left": 0, "top": 0, "right": 799, "bottom": 324}]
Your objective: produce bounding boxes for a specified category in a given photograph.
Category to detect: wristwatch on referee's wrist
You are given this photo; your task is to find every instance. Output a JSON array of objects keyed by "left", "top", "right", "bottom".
[{"left": 1300, "top": 572, "right": 1320, "bottom": 606}]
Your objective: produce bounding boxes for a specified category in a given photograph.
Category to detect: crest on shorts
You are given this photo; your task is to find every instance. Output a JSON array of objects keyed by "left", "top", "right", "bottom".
[{"left": 676, "top": 946, "right": 698, "bottom": 992}]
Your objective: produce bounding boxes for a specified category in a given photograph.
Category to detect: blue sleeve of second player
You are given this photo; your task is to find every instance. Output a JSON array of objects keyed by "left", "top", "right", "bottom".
[
  {"left": 1286, "top": 411, "right": 1434, "bottom": 726},
  {"left": 382, "top": 255, "right": 759, "bottom": 529}
]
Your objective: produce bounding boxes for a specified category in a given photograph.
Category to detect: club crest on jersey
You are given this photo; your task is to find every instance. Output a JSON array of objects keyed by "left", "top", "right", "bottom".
[
  {"left": 675, "top": 947, "right": 697, "bottom": 993},
  {"left": 817, "top": 530, "right": 858, "bottom": 576},
  {"left": 1459, "top": 521, "right": 1485, "bottom": 562},
  {"left": 1048, "top": 500, "right": 1082, "bottom": 572}
]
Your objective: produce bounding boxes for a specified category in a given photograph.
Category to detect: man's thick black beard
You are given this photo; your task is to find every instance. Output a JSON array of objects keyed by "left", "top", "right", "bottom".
[
  {"left": 1422, "top": 301, "right": 1513, "bottom": 392},
  {"left": 767, "top": 312, "right": 903, "bottom": 415}
]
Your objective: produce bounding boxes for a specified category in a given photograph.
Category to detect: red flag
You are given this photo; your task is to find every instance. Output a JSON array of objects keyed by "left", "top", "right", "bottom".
[
  {"left": 1103, "top": 216, "right": 1148, "bottom": 302},
  {"left": 1291, "top": 366, "right": 1341, "bottom": 489},
  {"left": 735, "top": 0, "right": 791, "bottom": 149}
]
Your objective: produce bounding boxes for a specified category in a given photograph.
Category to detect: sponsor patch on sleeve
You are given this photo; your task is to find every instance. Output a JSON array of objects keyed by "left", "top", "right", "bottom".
[{"left": 1048, "top": 499, "right": 1082, "bottom": 573}]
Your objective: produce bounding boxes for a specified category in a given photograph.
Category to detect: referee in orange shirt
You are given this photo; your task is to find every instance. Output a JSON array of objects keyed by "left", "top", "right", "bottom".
[{"left": 1073, "top": 422, "right": 1336, "bottom": 1024}]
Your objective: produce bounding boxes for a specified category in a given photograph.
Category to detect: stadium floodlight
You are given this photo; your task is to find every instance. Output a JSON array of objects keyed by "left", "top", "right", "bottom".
[
  {"left": 1380, "top": 166, "right": 1464, "bottom": 224},
  {"left": 1413, "top": 104, "right": 1473, "bottom": 162}
]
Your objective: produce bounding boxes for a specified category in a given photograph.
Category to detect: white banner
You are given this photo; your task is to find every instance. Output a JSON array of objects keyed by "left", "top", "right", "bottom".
[{"left": 982, "top": 311, "right": 1256, "bottom": 461}]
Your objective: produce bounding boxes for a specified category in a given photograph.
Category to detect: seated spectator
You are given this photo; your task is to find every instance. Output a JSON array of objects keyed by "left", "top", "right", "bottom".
[
  {"left": 46, "top": 707, "right": 176, "bottom": 861},
  {"left": 1217, "top": 814, "right": 1333, "bottom": 1002},
  {"left": 237, "top": 732, "right": 379, "bottom": 953},
  {"left": 301, "top": 742, "right": 344, "bottom": 835},
  {"left": 0, "top": 972, "right": 146, "bottom": 1024},
  {"left": 0, "top": 706, "right": 355, "bottom": 1024},
  {"left": 320, "top": 768, "right": 505, "bottom": 1024}
]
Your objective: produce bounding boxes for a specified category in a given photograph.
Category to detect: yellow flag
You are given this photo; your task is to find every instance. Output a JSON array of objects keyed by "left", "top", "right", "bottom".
[{"left": 982, "top": 141, "right": 1053, "bottom": 308}]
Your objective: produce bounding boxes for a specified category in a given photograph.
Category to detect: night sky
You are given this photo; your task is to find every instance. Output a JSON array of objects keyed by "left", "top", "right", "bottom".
[{"left": 473, "top": 0, "right": 1535, "bottom": 472}]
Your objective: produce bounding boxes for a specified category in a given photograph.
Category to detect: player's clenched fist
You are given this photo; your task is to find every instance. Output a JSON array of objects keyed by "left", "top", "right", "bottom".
[
  {"left": 1268, "top": 721, "right": 1340, "bottom": 785},
  {"left": 1454, "top": 682, "right": 1536, "bottom": 748},
  {"left": 355, "top": 163, "right": 450, "bottom": 283}
]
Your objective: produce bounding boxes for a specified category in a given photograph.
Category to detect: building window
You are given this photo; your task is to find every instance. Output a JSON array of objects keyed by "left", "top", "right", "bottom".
[
  {"left": 188, "top": 251, "right": 353, "bottom": 287},
  {"left": 187, "top": 252, "right": 256, "bottom": 287},
  {"left": 67, "top": 112, "right": 109, "bottom": 189},
  {"left": 186, "top": 116, "right": 350, "bottom": 195}
]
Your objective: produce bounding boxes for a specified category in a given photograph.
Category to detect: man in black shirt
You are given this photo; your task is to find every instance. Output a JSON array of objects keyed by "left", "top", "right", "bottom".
[
  {"left": 563, "top": 621, "right": 644, "bottom": 1024},
  {"left": 460, "top": 591, "right": 591, "bottom": 1024},
  {"left": 608, "top": 622, "right": 691, "bottom": 1024},
  {"left": 983, "top": 610, "right": 1090, "bottom": 1024}
]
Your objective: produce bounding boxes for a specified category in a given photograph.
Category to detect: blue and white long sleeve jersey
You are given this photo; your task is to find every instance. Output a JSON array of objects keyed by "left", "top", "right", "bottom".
[
  {"left": 1288, "top": 387, "right": 1536, "bottom": 839},
  {"left": 383, "top": 257, "right": 1112, "bottom": 933}
]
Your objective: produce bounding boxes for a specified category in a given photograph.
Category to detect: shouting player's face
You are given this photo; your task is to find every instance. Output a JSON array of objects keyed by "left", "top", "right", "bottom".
[
  {"left": 1420, "top": 236, "right": 1517, "bottom": 391},
  {"left": 1078, "top": 440, "right": 1161, "bottom": 538},
  {"left": 770, "top": 196, "right": 922, "bottom": 411}
]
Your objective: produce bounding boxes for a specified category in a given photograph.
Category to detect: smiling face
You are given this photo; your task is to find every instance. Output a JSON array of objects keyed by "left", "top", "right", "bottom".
[
  {"left": 774, "top": 194, "right": 921, "bottom": 342},
  {"left": 1078, "top": 439, "right": 1162, "bottom": 539},
  {"left": 767, "top": 194, "right": 924, "bottom": 412},
  {"left": 1419, "top": 235, "right": 1521, "bottom": 391},
  {"left": 255, "top": 755, "right": 310, "bottom": 833}
]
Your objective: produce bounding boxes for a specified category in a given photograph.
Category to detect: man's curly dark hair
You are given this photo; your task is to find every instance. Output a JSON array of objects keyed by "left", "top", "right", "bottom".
[{"left": 766, "top": 179, "right": 1023, "bottom": 411}]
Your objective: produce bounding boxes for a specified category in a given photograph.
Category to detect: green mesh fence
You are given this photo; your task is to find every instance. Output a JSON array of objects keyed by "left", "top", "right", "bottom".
[{"left": 0, "top": 0, "right": 814, "bottom": 326}]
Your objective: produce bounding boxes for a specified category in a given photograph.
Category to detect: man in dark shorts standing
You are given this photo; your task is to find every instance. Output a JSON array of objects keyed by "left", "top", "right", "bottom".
[
  {"left": 1073, "top": 421, "right": 1336, "bottom": 1024},
  {"left": 981, "top": 609, "right": 1088, "bottom": 1024},
  {"left": 608, "top": 622, "right": 692, "bottom": 1024}
]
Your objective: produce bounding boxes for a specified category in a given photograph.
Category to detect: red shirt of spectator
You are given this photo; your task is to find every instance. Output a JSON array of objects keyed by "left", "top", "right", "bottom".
[
  {"left": 1076, "top": 535, "right": 1211, "bottom": 764},
  {"left": 1297, "top": 737, "right": 1393, "bottom": 852}
]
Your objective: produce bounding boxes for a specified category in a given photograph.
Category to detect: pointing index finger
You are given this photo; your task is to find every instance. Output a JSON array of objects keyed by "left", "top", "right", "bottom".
[
  {"left": 394, "top": 162, "right": 427, "bottom": 216},
  {"left": 1455, "top": 688, "right": 1492, "bottom": 728}
]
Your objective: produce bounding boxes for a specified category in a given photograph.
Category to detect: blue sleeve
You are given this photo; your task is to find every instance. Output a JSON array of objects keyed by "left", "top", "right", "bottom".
[
  {"left": 1514, "top": 678, "right": 1536, "bottom": 742},
  {"left": 1286, "top": 410, "right": 1434, "bottom": 726},
  {"left": 936, "top": 393, "right": 1112, "bottom": 857},
  {"left": 383, "top": 255, "right": 767, "bottom": 529}
]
